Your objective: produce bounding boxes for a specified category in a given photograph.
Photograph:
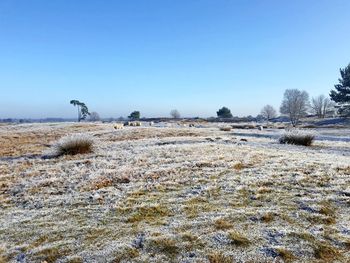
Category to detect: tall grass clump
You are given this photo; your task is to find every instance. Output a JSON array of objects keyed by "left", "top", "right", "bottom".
[
  {"left": 51, "top": 133, "right": 95, "bottom": 156},
  {"left": 279, "top": 129, "right": 315, "bottom": 146}
]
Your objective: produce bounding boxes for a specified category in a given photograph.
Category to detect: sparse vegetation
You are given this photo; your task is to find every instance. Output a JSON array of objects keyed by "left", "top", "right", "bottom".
[
  {"left": 279, "top": 129, "right": 315, "bottom": 146},
  {"left": 1, "top": 122, "right": 349, "bottom": 262}
]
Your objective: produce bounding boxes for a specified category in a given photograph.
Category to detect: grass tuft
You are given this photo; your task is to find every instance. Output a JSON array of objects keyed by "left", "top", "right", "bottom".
[
  {"left": 147, "top": 236, "right": 179, "bottom": 256},
  {"left": 227, "top": 230, "right": 250, "bottom": 246},
  {"left": 313, "top": 243, "right": 341, "bottom": 260},
  {"left": 208, "top": 251, "right": 232, "bottom": 263},
  {"left": 279, "top": 129, "right": 315, "bottom": 146},
  {"left": 51, "top": 133, "right": 94, "bottom": 156},
  {"left": 214, "top": 218, "right": 233, "bottom": 230},
  {"left": 125, "top": 204, "right": 170, "bottom": 223},
  {"left": 275, "top": 248, "right": 296, "bottom": 262},
  {"left": 260, "top": 212, "right": 275, "bottom": 223}
]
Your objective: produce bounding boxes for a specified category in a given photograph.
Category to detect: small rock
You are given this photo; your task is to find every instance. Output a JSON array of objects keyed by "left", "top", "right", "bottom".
[
  {"left": 132, "top": 233, "right": 146, "bottom": 249},
  {"left": 90, "top": 193, "right": 102, "bottom": 202}
]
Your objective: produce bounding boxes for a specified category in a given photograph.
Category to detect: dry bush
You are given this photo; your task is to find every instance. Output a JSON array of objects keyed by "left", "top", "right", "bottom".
[
  {"left": 51, "top": 133, "right": 94, "bottom": 156},
  {"left": 279, "top": 129, "right": 315, "bottom": 146},
  {"left": 219, "top": 127, "right": 231, "bottom": 131}
]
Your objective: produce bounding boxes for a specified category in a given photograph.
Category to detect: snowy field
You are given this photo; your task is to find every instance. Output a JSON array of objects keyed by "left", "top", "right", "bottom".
[{"left": 0, "top": 122, "right": 349, "bottom": 262}]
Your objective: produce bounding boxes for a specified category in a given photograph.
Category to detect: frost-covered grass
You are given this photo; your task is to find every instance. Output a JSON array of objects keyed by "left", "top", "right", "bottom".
[
  {"left": 0, "top": 122, "right": 349, "bottom": 262},
  {"left": 279, "top": 129, "right": 316, "bottom": 146}
]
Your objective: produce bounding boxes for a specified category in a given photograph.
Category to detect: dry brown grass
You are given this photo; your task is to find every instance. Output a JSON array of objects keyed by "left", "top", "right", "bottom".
[
  {"left": 0, "top": 124, "right": 100, "bottom": 157},
  {"left": 109, "top": 129, "right": 201, "bottom": 142},
  {"left": 214, "top": 218, "right": 233, "bottom": 230},
  {"left": 33, "top": 246, "right": 71, "bottom": 263},
  {"left": 233, "top": 161, "right": 245, "bottom": 170},
  {"left": 124, "top": 204, "right": 170, "bottom": 224},
  {"left": 275, "top": 248, "right": 296, "bottom": 262},
  {"left": 208, "top": 251, "right": 232, "bottom": 263},
  {"left": 260, "top": 212, "right": 275, "bottom": 223},
  {"left": 146, "top": 236, "right": 179, "bottom": 256},
  {"left": 112, "top": 247, "right": 139, "bottom": 263},
  {"left": 313, "top": 243, "right": 342, "bottom": 260},
  {"left": 227, "top": 230, "right": 250, "bottom": 246}
]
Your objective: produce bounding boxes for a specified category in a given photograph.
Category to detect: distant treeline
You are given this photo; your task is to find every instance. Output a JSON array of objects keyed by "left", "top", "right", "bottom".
[{"left": 0, "top": 116, "right": 292, "bottom": 124}]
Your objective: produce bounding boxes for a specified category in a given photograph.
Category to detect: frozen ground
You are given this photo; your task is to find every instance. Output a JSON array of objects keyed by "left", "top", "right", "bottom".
[{"left": 0, "top": 122, "right": 349, "bottom": 262}]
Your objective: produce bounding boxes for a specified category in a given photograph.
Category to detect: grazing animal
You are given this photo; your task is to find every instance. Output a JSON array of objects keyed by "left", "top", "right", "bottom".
[
  {"left": 114, "top": 123, "right": 124, "bottom": 129},
  {"left": 258, "top": 126, "right": 264, "bottom": 131},
  {"left": 125, "top": 121, "right": 142, "bottom": 127}
]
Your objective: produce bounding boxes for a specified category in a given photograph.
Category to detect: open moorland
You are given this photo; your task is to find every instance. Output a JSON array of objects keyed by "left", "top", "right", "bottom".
[{"left": 0, "top": 122, "right": 349, "bottom": 262}]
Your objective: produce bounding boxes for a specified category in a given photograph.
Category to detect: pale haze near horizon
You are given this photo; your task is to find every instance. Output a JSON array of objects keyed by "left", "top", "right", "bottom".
[{"left": 0, "top": 0, "right": 349, "bottom": 119}]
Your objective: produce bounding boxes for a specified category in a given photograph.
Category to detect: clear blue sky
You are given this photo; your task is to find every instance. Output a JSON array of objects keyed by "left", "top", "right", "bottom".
[{"left": 0, "top": 0, "right": 349, "bottom": 118}]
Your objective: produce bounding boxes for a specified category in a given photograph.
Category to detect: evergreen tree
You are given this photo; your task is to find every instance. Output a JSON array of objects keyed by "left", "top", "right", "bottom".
[
  {"left": 330, "top": 63, "right": 350, "bottom": 116},
  {"left": 128, "top": 111, "right": 140, "bottom": 120},
  {"left": 217, "top": 107, "right": 233, "bottom": 118}
]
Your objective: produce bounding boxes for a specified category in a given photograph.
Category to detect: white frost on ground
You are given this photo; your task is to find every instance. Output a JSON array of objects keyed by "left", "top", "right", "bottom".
[{"left": 0, "top": 123, "right": 349, "bottom": 262}]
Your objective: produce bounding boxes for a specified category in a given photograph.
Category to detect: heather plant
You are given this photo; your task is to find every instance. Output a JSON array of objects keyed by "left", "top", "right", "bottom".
[
  {"left": 51, "top": 133, "right": 95, "bottom": 156},
  {"left": 279, "top": 129, "right": 315, "bottom": 146}
]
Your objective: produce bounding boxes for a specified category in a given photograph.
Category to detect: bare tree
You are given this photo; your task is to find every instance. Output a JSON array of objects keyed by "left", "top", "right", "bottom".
[
  {"left": 280, "top": 89, "right": 310, "bottom": 126},
  {"left": 89, "top": 112, "right": 100, "bottom": 122},
  {"left": 311, "top": 95, "right": 334, "bottom": 118},
  {"left": 260, "top": 105, "right": 277, "bottom": 121},
  {"left": 170, "top": 109, "right": 181, "bottom": 119}
]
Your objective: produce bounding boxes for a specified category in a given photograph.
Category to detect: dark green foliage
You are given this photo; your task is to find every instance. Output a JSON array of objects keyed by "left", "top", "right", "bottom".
[
  {"left": 128, "top": 111, "right": 140, "bottom": 120},
  {"left": 217, "top": 107, "right": 233, "bottom": 118},
  {"left": 330, "top": 63, "right": 350, "bottom": 116},
  {"left": 70, "top": 100, "right": 90, "bottom": 122}
]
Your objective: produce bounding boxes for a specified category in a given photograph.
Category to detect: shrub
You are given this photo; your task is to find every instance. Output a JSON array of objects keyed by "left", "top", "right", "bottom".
[
  {"left": 51, "top": 133, "right": 94, "bottom": 156},
  {"left": 279, "top": 129, "right": 315, "bottom": 146}
]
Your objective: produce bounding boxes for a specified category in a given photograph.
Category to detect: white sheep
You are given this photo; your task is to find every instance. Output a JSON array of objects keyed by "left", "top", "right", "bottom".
[{"left": 113, "top": 123, "right": 124, "bottom": 129}]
